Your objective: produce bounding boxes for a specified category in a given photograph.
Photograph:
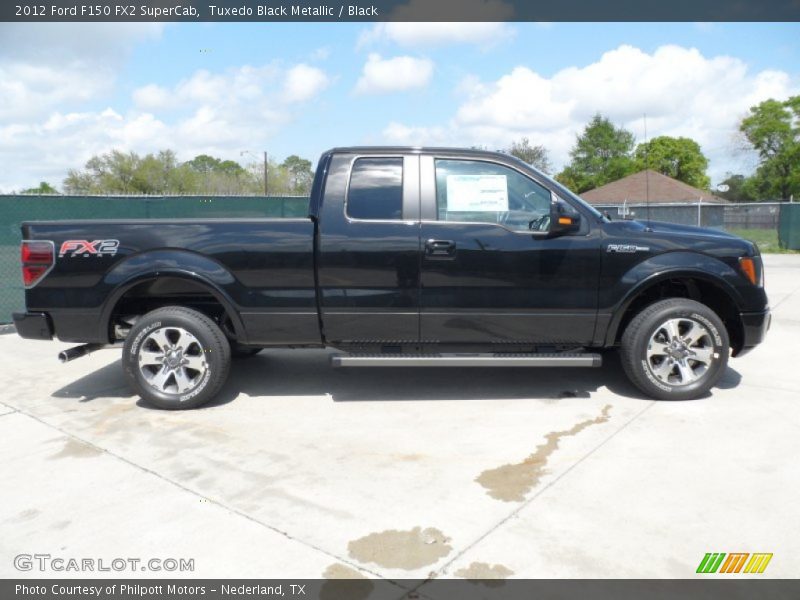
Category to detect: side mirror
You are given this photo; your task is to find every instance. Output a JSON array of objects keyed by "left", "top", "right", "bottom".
[{"left": 550, "top": 199, "right": 581, "bottom": 235}]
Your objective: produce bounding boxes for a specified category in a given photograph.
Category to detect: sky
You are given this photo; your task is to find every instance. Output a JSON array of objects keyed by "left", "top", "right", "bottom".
[{"left": 0, "top": 21, "right": 798, "bottom": 192}]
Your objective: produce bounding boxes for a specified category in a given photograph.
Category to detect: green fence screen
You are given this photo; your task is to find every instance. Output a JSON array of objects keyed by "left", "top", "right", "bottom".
[
  {"left": 778, "top": 203, "right": 800, "bottom": 250},
  {"left": 0, "top": 195, "right": 309, "bottom": 324}
]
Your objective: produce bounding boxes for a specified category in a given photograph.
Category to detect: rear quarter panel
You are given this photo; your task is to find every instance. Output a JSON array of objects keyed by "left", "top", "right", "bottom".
[{"left": 22, "top": 219, "right": 318, "bottom": 345}]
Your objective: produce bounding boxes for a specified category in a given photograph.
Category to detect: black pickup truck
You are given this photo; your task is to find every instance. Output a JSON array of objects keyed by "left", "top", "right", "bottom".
[{"left": 14, "top": 147, "right": 770, "bottom": 408}]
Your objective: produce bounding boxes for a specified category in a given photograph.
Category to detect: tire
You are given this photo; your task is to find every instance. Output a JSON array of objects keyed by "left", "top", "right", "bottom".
[
  {"left": 620, "top": 298, "right": 729, "bottom": 400},
  {"left": 231, "top": 344, "right": 263, "bottom": 359},
  {"left": 122, "top": 306, "right": 231, "bottom": 410}
]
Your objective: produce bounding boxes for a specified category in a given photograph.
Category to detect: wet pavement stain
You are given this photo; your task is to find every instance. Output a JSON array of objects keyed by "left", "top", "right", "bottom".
[
  {"left": 49, "top": 438, "right": 103, "bottom": 460},
  {"left": 476, "top": 404, "right": 612, "bottom": 502},
  {"left": 323, "top": 563, "right": 369, "bottom": 579},
  {"left": 17, "top": 509, "right": 40, "bottom": 521},
  {"left": 455, "top": 561, "right": 514, "bottom": 584},
  {"left": 320, "top": 564, "right": 374, "bottom": 600},
  {"left": 348, "top": 527, "right": 452, "bottom": 570}
]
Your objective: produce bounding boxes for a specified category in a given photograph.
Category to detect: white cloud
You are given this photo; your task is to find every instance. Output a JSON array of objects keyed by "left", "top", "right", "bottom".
[
  {"left": 0, "top": 23, "right": 164, "bottom": 123},
  {"left": 358, "top": 22, "right": 515, "bottom": 49},
  {"left": 382, "top": 44, "right": 799, "bottom": 182},
  {"left": 382, "top": 122, "right": 450, "bottom": 145},
  {"left": 310, "top": 46, "right": 331, "bottom": 61},
  {"left": 355, "top": 54, "right": 434, "bottom": 94},
  {"left": 0, "top": 35, "right": 334, "bottom": 191},
  {"left": 357, "top": 0, "right": 515, "bottom": 49},
  {"left": 0, "top": 23, "right": 164, "bottom": 64},
  {"left": 132, "top": 84, "right": 176, "bottom": 111},
  {"left": 0, "top": 23, "right": 171, "bottom": 190},
  {"left": 283, "top": 64, "right": 331, "bottom": 102}
]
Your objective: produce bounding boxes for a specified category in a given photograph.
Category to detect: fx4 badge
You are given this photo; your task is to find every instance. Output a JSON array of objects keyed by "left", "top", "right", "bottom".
[
  {"left": 607, "top": 244, "right": 650, "bottom": 254},
  {"left": 59, "top": 239, "right": 120, "bottom": 257}
]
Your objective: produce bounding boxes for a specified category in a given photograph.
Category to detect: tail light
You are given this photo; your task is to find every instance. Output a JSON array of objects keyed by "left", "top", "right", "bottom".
[{"left": 21, "top": 240, "right": 55, "bottom": 288}]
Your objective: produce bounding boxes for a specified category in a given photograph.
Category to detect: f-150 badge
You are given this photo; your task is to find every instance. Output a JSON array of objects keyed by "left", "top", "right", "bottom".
[{"left": 606, "top": 244, "right": 650, "bottom": 254}]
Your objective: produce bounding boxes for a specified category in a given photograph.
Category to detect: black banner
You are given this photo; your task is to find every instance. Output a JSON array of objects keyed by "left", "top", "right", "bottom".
[
  {"left": 4, "top": 579, "right": 800, "bottom": 600},
  {"left": 2, "top": 0, "right": 800, "bottom": 22}
]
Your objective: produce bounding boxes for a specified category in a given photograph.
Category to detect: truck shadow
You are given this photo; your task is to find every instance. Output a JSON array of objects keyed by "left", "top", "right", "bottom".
[
  {"left": 214, "top": 349, "right": 744, "bottom": 407},
  {"left": 52, "top": 362, "right": 134, "bottom": 402},
  {"left": 51, "top": 348, "right": 743, "bottom": 408}
]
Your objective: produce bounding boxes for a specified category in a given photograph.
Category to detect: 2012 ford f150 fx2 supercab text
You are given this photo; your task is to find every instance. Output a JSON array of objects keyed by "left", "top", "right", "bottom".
[{"left": 13, "top": 147, "right": 770, "bottom": 409}]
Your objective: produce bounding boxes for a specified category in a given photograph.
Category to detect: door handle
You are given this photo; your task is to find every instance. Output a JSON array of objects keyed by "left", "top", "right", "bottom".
[{"left": 425, "top": 239, "right": 456, "bottom": 259}]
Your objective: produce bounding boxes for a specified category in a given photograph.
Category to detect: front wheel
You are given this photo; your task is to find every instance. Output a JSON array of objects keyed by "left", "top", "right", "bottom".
[
  {"left": 620, "top": 298, "right": 729, "bottom": 400},
  {"left": 122, "top": 306, "right": 231, "bottom": 410}
]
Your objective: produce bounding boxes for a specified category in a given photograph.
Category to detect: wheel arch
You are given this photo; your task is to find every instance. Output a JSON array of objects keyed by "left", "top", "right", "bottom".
[
  {"left": 605, "top": 270, "right": 746, "bottom": 356},
  {"left": 100, "top": 270, "right": 246, "bottom": 344}
]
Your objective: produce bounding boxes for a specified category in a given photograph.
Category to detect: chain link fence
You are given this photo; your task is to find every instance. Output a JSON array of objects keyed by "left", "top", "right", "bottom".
[
  {"left": 596, "top": 201, "right": 800, "bottom": 251},
  {"left": 2, "top": 196, "right": 798, "bottom": 324},
  {"left": 596, "top": 201, "right": 788, "bottom": 230},
  {"left": 1, "top": 195, "right": 309, "bottom": 324}
]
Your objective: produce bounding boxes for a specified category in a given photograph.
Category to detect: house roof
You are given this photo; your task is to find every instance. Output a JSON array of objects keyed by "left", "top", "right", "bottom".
[{"left": 580, "top": 170, "right": 725, "bottom": 205}]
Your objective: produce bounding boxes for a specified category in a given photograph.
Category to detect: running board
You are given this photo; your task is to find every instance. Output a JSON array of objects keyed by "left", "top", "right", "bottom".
[{"left": 331, "top": 353, "right": 602, "bottom": 368}]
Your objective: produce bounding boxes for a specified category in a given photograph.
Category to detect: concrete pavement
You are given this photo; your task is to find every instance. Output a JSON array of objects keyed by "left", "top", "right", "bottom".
[{"left": 0, "top": 254, "right": 798, "bottom": 581}]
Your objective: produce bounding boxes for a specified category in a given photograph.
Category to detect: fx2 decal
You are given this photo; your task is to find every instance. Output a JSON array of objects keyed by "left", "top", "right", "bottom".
[{"left": 59, "top": 239, "right": 120, "bottom": 258}]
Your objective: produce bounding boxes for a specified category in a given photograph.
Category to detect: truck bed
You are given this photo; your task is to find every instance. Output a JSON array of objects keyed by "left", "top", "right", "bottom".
[{"left": 22, "top": 218, "right": 319, "bottom": 345}]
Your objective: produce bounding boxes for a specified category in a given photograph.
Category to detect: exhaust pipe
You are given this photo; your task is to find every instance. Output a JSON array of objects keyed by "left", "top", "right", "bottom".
[{"left": 58, "top": 343, "right": 105, "bottom": 363}]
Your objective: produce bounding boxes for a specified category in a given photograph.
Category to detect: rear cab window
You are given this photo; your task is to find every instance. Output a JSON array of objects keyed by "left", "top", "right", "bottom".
[{"left": 346, "top": 157, "right": 404, "bottom": 220}]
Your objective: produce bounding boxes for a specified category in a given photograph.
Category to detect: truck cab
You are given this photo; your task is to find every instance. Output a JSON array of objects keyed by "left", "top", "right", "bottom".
[{"left": 314, "top": 148, "right": 599, "bottom": 351}]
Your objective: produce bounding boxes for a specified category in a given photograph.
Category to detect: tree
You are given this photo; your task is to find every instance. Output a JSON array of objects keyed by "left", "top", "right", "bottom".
[
  {"left": 507, "top": 137, "right": 551, "bottom": 173},
  {"left": 134, "top": 150, "right": 196, "bottom": 194},
  {"left": 634, "top": 136, "right": 710, "bottom": 189},
  {"left": 64, "top": 150, "right": 250, "bottom": 195},
  {"left": 714, "top": 173, "right": 756, "bottom": 203},
  {"left": 184, "top": 154, "right": 251, "bottom": 194},
  {"left": 556, "top": 114, "right": 637, "bottom": 193},
  {"left": 20, "top": 181, "right": 58, "bottom": 194},
  {"left": 739, "top": 96, "right": 800, "bottom": 200},
  {"left": 185, "top": 154, "right": 245, "bottom": 176},
  {"left": 281, "top": 155, "right": 314, "bottom": 195},
  {"left": 63, "top": 150, "right": 192, "bottom": 194},
  {"left": 63, "top": 149, "right": 317, "bottom": 196}
]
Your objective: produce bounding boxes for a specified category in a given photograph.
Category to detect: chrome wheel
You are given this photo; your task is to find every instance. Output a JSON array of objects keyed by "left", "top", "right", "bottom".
[
  {"left": 646, "top": 317, "right": 716, "bottom": 386},
  {"left": 137, "top": 326, "right": 207, "bottom": 395}
]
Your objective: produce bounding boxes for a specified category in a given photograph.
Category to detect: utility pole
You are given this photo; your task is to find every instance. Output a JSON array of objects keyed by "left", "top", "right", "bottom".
[{"left": 264, "top": 150, "right": 269, "bottom": 196}]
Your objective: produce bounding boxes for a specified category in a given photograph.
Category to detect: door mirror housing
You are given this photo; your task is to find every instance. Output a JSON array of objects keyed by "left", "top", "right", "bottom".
[{"left": 550, "top": 199, "right": 581, "bottom": 235}]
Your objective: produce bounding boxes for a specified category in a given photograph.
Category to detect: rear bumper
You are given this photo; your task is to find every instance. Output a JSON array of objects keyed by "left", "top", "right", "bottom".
[
  {"left": 12, "top": 312, "right": 53, "bottom": 340},
  {"left": 735, "top": 308, "right": 771, "bottom": 357}
]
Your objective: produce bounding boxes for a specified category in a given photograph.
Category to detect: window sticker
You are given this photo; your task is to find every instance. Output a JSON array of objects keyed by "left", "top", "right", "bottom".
[{"left": 446, "top": 174, "right": 509, "bottom": 212}]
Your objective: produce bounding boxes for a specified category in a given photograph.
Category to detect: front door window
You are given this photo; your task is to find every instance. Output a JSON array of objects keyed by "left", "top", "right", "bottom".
[{"left": 435, "top": 159, "right": 552, "bottom": 232}]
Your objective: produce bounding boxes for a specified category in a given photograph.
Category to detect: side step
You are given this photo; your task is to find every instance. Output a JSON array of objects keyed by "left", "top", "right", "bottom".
[{"left": 331, "top": 353, "right": 602, "bottom": 368}]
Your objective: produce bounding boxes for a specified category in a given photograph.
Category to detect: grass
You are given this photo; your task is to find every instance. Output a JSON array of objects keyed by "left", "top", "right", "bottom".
[{"left": 728, "top": 229, "right": 799, "bottom": 254}]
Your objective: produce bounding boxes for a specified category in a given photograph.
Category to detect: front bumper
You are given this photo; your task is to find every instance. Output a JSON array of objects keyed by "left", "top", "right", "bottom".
[
  {"left": 12, "top": 312, "right": 53, "bottom": 340},
  {"left": 736, "top": 308, "right": 771, "bottom": 356}
]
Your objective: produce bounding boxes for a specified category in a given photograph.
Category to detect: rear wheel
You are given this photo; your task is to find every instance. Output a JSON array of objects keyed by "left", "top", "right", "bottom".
[
  {"left": 620, "top": 298, "right": 729, "bottom": 400},
  {"left": 122, "top": 306, "right": 231, "bottom": 410}
]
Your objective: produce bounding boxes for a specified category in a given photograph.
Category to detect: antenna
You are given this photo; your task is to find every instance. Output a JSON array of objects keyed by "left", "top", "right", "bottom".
[{"left": 643, "top": 113, "right": 652, "bottom": 231}]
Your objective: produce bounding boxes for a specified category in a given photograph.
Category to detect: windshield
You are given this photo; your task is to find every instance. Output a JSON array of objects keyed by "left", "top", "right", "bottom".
[
  {"left": 506, "top": 154, "right": 607, "bottom": 221},
  {"left": 536, "top": 170, "right": 607, "bottom": 221}
]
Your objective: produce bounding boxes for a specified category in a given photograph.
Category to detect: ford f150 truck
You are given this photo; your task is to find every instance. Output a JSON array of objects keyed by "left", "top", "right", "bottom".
[{"left": 14, "top": 147, "right": 770, "bottom": 409}]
